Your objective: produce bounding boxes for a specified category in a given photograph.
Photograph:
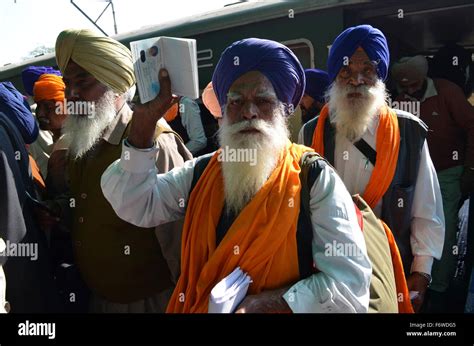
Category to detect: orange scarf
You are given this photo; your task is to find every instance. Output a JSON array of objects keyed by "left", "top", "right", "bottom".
[
  {"left": 166, "top": 142, "right": 308, "bottom": 313},
  {"left": 311, "top": 104, "right": 412, "bottom": 313},
  {"left": 382, "top": 221, "right": 414, "bottom": 313},
  {"left": 311, "top": 104, "right": 400, "bottom": 209},
  {"left": 29, "top": 154, "right": 45, "bottom": 190},
  {"left": 163, "top": 102, "right": 179, "bottom": 122}
]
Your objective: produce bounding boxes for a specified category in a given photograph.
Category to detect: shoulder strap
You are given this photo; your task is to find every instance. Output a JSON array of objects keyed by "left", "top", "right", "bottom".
[
  {"left": 155, "top": 123, "right": 186, "bottom": 145},
  {"left": 353, "top": 138, "right": 377, "bottom": 166},
  {"left": 297, "top": 151, "right": 326, "bottom": 278},
  {"left": 190, "top": 153, "right": 214, "bottom": 193},
  {"left": 299, "top": 151, "right": 324, "bottom": 219},
  {"left": 303, "top": 117, "right": 318, "bottom": 147}
]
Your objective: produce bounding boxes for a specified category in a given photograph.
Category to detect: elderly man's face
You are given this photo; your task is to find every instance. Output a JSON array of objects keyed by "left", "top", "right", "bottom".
[
  {"left": 63, "top": 61, "right": 109, "bottom": 105},
  {"left": 225, "top": 71, "right": 280, "bottom": 127},
  {"left": 336, "top": 47, "right": 378, "bottom": 92},
  {"left": 36, "top": 100, "right": 67, "bottom": 131}
]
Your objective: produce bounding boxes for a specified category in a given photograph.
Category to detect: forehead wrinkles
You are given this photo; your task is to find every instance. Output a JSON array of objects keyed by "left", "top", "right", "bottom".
[{"left": 228, "top": 83, "right": 277, "bottom": 101}]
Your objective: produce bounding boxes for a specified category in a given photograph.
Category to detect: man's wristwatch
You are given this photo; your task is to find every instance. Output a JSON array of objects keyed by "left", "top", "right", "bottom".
[{"left": 413, "top": 271, "right": 432, "bottom": 286}]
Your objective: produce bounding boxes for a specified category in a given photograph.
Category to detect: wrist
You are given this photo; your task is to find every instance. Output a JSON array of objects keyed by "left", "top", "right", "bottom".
[
  {"left": 128, "top": 116, "right": 157, "bottom": 149},
  {"left": 412, "top": 271, "right": 432, "bottom": 287}
]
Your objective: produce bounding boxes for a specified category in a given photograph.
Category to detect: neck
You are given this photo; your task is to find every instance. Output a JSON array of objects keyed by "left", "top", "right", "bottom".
[{"left": 51, "top": 129, "right": 62, "bottom": 143}]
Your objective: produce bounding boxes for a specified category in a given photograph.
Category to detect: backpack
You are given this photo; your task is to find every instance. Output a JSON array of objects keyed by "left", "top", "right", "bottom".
[{"left": 190, "top": 150, "right": 399, "bottom": 313}]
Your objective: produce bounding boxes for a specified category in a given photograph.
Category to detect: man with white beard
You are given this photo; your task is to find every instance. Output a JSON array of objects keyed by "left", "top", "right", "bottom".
[
  {"left": 299, "top": 25, "right": 445, "bottom": 312},
  {"left": 101, "top": 38, "right": 372, "bottom": 313},
  {"left": 54, "top": 29, "right": 192, "bottom": 312}
]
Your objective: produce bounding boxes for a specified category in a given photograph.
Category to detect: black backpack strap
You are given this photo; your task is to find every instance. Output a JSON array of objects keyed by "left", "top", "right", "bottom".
[
  {"left": 303, "top": 117, "right": 318, "bottom": 147},
  {"left": 297, "top": 151, "right": 326, "bottom": 279},
  {"left": 190, "top": 153, "right": 214, "bottom": 193},
  {"left": 353, "top": 138, "right": 377, "bottom": 166}
]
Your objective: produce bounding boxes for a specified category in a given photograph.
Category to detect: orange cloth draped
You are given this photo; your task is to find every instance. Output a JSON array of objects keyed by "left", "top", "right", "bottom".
[
  {"left": 29, "top": 154, "right": 45, "bottom": 190},
  {"left": 311, "top": 103, "right": 400, "bottom": 209},
  {"left": 167, "top": 141, "right": 309, "bottom": 313},
  {"left": 382, "top": 221, "right": 414, "bottom": 313},
  {"left": 33, "top": 74, "right": 65, "bottom": 103},
  {"left": 163, "top": 102, "right": 179, "bottom": 122}
]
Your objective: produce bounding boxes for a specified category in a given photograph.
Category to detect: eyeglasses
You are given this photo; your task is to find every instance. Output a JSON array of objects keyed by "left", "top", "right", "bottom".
[{"left": 338, "top": 60, "right": 380, "bottom": 81}]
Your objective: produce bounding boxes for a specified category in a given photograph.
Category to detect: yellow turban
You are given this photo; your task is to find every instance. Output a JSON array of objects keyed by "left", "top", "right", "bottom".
[{"left": 55, "top": 29, "right": 135, "bottom": 94}]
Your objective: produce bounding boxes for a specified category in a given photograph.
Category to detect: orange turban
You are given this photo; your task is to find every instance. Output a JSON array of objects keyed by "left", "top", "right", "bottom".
[
  {"left": 202, "top": 82, "right": 221, "bottom": 119},
  {"left": 33, "top": 74, "right": 65, "bottom": 103}
]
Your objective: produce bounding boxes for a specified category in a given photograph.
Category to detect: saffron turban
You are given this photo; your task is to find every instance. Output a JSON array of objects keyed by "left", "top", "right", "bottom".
[
  {"left": 55, "top": 29, "right": 135, "bottom": 94},
  {"left": 304, "top": 69, "right": 329, "bottom": 103},
  {"left": 33, "top": 74, "right": 66, "bottom": 103},
  {"left": 327, "top": 24, "right": 390, "bottom": 82},
  {"left": 202, "top": 82, "right": 221, "bottom": 118},
  {"left": 21, "top": 66, "right": 61, "bottom": 96},
  {"left": 0, "top": 82, "right": 38, "bottom": 144},
  {"left": 391, "top": 55, "right": 429, "bottom": 84},
  {"left": 212, "top": 38, "right": 305, "bottom": 113}
]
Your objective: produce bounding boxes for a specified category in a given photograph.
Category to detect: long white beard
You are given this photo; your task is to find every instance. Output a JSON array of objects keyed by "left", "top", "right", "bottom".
[
  {"left": 218, "top": 109, "right": 289, "bottom": 215},
  {"left": 63, "top": 90, "right": 116, "bottom": 160},
  {"left": 328, "top": 80, "right": 387, "bottom": 142}
]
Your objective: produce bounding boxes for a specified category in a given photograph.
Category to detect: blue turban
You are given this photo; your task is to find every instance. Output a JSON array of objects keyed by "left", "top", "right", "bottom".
[
  {"left": 327, "top": 24, "right": 389, "bottom": 82},
  {"left": 212, "top": 38, "right": 305, "bottom": 113},
  {"left": 22, "top": 66, "right": 61, "bottom": 96},
  {"left": 0, "top": 82, "right": 38, "bottom": 144},
  {"left": 304, "top": 69, "right": 329, "bottom": 103}
]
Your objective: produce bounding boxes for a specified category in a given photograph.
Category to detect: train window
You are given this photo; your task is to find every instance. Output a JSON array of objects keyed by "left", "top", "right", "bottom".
[{"left": 281, "top": 39, "right": 315, "bottom": 69}]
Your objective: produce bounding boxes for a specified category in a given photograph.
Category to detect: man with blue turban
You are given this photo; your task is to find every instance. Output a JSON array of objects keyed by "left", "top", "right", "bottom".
[
  {"left": 299, "top": 25, "right": 445, "bottom": 312},
  {"left": 299, "top": 68, "right": 330, "bottom": 124},
  {"left": 0, "top": 83, "right": 61, "bottom": 312},
  {"left": 102, "top": 37, "right": 371, "bottom": 313},
  {"left": 0, "top": 82, "right": 38, "bottom": 144}
]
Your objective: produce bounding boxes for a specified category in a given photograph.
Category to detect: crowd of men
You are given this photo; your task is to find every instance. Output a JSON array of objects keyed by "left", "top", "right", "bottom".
[{"left": 0, "top": 23, "right": 473, "bottom": 314}]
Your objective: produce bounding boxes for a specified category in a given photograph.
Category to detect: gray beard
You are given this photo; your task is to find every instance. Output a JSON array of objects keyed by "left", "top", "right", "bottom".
[
  {"left": 63, "top": 90, "right": 116, "bottom": 160},
  {"left": 328, "top": 80, "right": 387, "bottom": 142},
  {"left": 217, "top": 111, "right": 289, "bottom": 215}
]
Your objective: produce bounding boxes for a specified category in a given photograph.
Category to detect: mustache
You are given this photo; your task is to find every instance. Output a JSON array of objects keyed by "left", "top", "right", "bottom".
[
  {"left": 225, "top": 119, "right": 273, "bottom": 137},
  {"left": 343, "top": 84, "right": 371, "bottom": 96}
]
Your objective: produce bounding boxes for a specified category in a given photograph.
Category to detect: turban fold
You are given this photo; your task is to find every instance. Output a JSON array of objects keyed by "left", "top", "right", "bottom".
[
  {"left": 0, "top": 82, "right": 38, "bottom": 144},
  {"left": 21, "top": 66, "right": 61, "bottom": 96},
  {"left": 202, "top": 82, "right": 221, "bottom": 118},
  {"left": 304, "top": 69, "right": 329, "bottom": 103},
  {"left": 55, "top": 29, "right": 135, "bottom": 94},
  {"left": 391, "top": 55, "right": 429, "bottom": 84},
  {"left": 212, "top": 38, "right": 305, "bottom": 113},
  {"left": 33, "top": 74, "right": 66, "bottom": 103},
  {"left": 328, "top": 24, "right": 390, "bottom": 82}
]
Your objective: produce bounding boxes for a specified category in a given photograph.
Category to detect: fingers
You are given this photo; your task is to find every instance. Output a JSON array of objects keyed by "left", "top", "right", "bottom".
[{"left": 158, "top": 68, "right": 172, "bottom": 101}]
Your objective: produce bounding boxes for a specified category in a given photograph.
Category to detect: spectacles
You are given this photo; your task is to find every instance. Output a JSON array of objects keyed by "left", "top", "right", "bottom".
[{"left": 338, "top": 60, "right": 380, "bottom": 81}]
